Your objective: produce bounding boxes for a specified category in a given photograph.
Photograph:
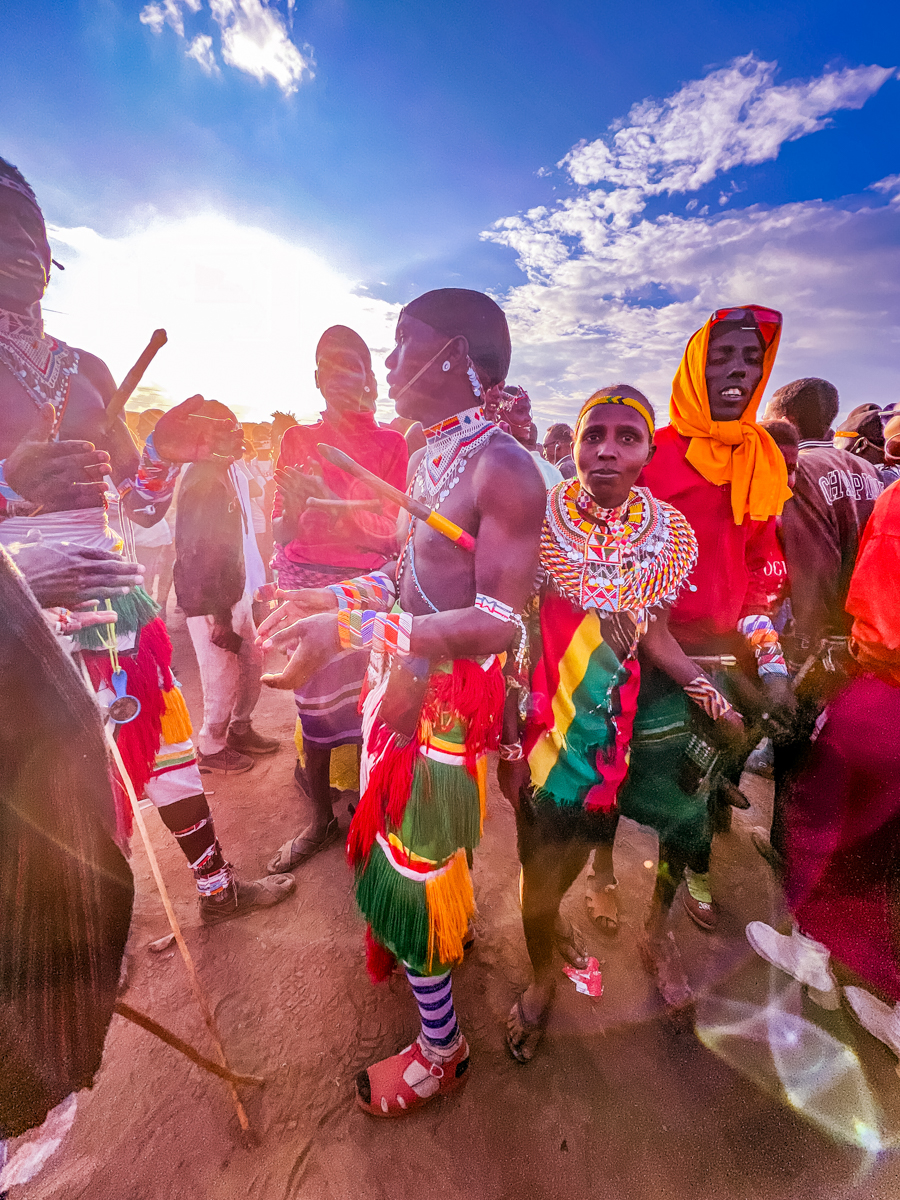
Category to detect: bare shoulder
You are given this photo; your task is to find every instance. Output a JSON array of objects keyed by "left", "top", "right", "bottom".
[
  {"left": 72, "top": 346, "right": 116, "bottom": 403},
  {"left": 477, "top": 430, "right": 546, "bottom": 527},
  {"left": 407, "top": 445, "right": 426, "bottom": 486}
]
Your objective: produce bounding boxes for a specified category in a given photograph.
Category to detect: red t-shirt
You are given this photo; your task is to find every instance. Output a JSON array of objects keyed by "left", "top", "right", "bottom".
[
  {"left": 639, "top": 425, "right": 784, "bottom": 652},
  {"left": 274, "top": 412, "right": 408, "bottom": 570}
]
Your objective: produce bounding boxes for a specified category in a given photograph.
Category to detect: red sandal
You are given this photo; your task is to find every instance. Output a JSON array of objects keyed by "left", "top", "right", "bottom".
[{"left": 356, "top": 1036, "right": 470, "bottom": 1116}]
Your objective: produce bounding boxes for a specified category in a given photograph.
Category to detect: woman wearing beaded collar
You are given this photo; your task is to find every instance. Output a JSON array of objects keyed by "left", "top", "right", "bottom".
[{"left": 500, "top": 385, "right": 745, "bottom": 1060}]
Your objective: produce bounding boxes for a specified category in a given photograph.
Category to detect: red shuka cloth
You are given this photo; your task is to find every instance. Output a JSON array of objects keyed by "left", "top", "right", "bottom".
[
  {"left": 274, "top": 411, "right": 408, "bottom": 571},
  {"left": 639, "top": 426, "right": 784, "bottom": 651}
]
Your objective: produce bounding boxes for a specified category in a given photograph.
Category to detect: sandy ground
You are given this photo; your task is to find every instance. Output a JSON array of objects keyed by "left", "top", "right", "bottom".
[{"left": 11, "top": 614, "right": 900, "bottom": 1200}]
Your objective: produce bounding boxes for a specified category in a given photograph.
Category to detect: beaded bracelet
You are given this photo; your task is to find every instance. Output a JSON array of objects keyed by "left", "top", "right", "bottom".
[
  {"left": 683, "top": 676, "right": 735, "bottom": 720},
  {"left": 475, "top": 592, "right": 515, "bottom": 622},
  {"left": 337, "top": 608, "right": 413, "bottom": 656},
  {"left": 328, "top": 571, "right": 396, "bottom": 612},
  {"left": 737, "top": 615, "right": 788, "bottom": 678},
  {"left": 499, "top": 742, "right": 524, "bottom": 761}
]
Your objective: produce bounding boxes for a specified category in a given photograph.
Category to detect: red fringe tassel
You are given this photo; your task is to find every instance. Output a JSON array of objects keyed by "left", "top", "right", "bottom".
[
  {"left": 346, "top": 658, "right": 504, "bottom": 870},
  {"left": 365, "top": 924, "right": 397, "bottom": 983},
  {"left": 83, "top": 617, "right": 177, "bottom": 840}
]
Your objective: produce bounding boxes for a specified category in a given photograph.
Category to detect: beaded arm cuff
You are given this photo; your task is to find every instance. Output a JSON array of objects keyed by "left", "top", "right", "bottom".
[
  {"left": 327, "top": 571, "right": 396, "bottom": 612},
  {"left": 118, "top": 432, "right": 181, "bottom": 513},
  {"left": 337, "top": 608, "right": 413, "bottom": 656},
  {"left": 737, "top": 614, "right": 788, "bottom": 677},
  {"left": 683, "top": 675, "right": 735, "bottom": 720}
]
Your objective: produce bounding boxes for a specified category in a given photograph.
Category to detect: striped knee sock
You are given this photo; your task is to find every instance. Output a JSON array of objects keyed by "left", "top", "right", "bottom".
[{"left": 406, "top": 968, "right": 462, "bottom": 1058}]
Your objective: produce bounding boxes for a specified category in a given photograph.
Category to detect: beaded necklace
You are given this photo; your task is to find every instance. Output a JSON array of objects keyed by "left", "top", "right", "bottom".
[
  {"left": 398, "top": 405, "right": 497, "bottom": 611},
  {"left": 541, "top": 478, "right": 697, "bottom": 616},
  {"left": 417, "top": 405, "right": 495, "bottom": 504},
  {"left": 0, "top": 306, "right": 80, "bottom": 435}
]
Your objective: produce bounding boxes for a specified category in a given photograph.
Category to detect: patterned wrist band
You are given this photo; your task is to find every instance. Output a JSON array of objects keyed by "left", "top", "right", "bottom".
[
  {"left": 118, "top": 431, "right": 180, "bottom": 512},
  {"left": 475, "top": 593, "right": 516, "bottom": 622},
  {"left": 499, "top": 742, "right": 524, "bottom": 761},
  {"left": 327, "top": 571, "right": 396, "bottom": 612},
  {"left": 684, "top": 676, "right": 735, "bottom": 720},
  {"left": 738, "top": 614, "right": 788, "bottom": 678},
  {"left": 337, "top": 608, "right": 413, "bottom": 656}
]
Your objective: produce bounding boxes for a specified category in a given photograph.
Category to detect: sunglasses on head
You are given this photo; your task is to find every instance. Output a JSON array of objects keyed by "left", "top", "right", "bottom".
[{"left": 710, "top": 305, "right": 782, "bottom": 348}]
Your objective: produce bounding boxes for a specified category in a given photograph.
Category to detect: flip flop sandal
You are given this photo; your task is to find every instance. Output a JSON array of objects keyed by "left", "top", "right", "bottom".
[
  {"left": 266, "top": 817, "right": 340, "bottom": 874},
  {"left": 553, "top": 918, "right": 589, "bottom": 969},
  {"left": 356, "top": 1037, "right": 470, "bottom": 1116},
  {"left": 585, "top": 880, "right": 619, "bottom": 936},
  {"left": 506, "top": 996, "right": 550, "bottom": 1064}
]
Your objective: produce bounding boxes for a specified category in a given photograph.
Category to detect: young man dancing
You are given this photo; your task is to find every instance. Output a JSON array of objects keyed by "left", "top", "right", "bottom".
[
  {"left": 0, "top": 155, "right": 294, "bottom": 923},
  {"left": 258, "top": 288, "right": 546, "bottom": 1115}
]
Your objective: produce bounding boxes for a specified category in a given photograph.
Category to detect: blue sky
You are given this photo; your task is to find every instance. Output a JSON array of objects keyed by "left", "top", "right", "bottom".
[{"left": 1, "top": 1, "right": 898, "bottom": 423}]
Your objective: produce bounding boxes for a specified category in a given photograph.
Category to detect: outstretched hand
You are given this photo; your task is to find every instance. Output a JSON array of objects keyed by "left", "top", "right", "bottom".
[
  {"left": 12, "top": 541, "right": 143, "bottom": 608},
  {"left": 255, "top": 587, "right": 338, "bottom": 648},
  {"left": 152, "top": 395, "right": 242, "bottom": 463},
  {"left": 5, "top": 405, "right": 110, "bottom": 511},
  {"left": 261, "top": 612, "right": 341, "bottom": 690}
]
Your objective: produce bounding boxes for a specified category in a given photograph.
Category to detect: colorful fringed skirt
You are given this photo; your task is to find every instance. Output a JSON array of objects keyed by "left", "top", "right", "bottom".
[
  {"left": 77, "top": 586, "right": 200, "bottom": 837},
  {"left": 347, "top": 656, "right": 504, "bottom": 978}
]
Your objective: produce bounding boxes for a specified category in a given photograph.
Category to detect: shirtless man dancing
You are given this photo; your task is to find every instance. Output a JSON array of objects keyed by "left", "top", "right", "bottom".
[
  {"left": 0, "top": 155, "right": 294, "bottom": 922},
  {"left": 259, "top": 288, "right": 546, "bottom": 1115}
]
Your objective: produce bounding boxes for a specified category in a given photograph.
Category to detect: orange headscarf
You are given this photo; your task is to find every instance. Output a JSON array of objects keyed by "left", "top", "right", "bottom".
[{"left": 669, "top": 306, "right": 791, "bottom": 525}]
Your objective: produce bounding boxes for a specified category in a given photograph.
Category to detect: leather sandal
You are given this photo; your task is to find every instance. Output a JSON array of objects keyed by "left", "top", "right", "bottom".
[
  {"left": 506, "top": 994, "right": 551, "bottom": 1064},
  {"left": 553, "top": 918, "right": 589, "bottom": 968},
  {"left": 266, "top": 817, "right": 340, "bottom": 874},
  {"left": 585, "top": 879, "right": 619, "bottom": 936}
]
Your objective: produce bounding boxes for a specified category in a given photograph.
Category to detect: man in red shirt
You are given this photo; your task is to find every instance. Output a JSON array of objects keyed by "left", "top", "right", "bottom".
[
  {"left": 267, "top": 326, "right": 408, "bottom": 873},
  {"left": 620, "top": 306, "right": 792, "bottom": 998}
]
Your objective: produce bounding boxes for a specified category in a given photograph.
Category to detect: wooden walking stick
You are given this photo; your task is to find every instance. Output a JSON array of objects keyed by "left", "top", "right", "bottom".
[
  {"left": 317, "top": 442, "right": 476, "bottom": 552},
  {"left": 104, "top": 727, "right": 260, "bottom": 1145},
  {"left": 113, "top": 1002, "right": 264, "bottom": 1088},
  {"left": 104, "top": 328, "right": 168, "bottom": 431}
]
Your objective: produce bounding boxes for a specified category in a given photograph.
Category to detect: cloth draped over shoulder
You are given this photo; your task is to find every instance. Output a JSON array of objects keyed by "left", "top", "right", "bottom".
[
  {"left": 846, "top": 481, "right": 900, "bottom": 685},
  {"left": 0, "top": 548, "right": 133, "bottom": 1139},
  {"left": 669, "top": 312, "right": 790, "bottom": 525}
]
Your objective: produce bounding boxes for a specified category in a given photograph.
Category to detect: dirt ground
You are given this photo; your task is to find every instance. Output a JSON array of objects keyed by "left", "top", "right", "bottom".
[{"left": 13, "top": 614, "right": 900, "bottom": 1200}]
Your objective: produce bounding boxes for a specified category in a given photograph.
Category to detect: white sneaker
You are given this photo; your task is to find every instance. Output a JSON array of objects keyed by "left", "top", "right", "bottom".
[
  {"left": 745, "top": 922, "right": 840, "bottom": 1009},
  {"left": 844, "top": 986, "right": 900, "bottom": 1067}
]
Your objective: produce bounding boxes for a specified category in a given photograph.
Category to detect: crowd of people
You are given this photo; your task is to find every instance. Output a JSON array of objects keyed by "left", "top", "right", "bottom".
[{"left": 2, "top": 149, "right": 900, "bottom": 1159}]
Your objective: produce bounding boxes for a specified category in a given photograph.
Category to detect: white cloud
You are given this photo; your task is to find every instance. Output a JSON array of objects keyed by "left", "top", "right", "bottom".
[
  {"left": 561, "top": 55, "right": 893, "bottom": 195},
  {"left": 139, "top": 0, "right": 312, "bottom": 95},
  {"left": 139, "top": 0, "right": 200, "bottom": 37},
  {"left": 483, "top": 56, "right": 900, "bottom": 422},
  {"left": 43, "top": 214, "right": 399, "bottom": 423},
  {"left": 870, "top": 173, "right": 900, "bottom": 195},
  {"left": 209, "top": 0, "right": 313, "bottom": 95},
  {"left": 185, "top": 33, "right": 220, "bottom": 75}
]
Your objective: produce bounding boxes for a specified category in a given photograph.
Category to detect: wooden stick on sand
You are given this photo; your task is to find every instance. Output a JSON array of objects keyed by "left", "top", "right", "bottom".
[{"left": 103, "top": 726, "right": 260, "bottom": 1145}]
